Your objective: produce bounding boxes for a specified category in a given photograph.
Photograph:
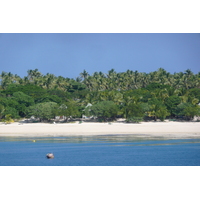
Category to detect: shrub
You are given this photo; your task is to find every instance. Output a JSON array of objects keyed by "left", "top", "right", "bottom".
[
  {"left": 3, "top": 107, "right": 20, "bottom": 119},
  {"left": 175, "top": 103, "right": 200, "bottom": 120},
  {"left": 2, "top": 114, "right": 14, "bottom": 124},
  {"left": 126, "top": 116, "right": 143, "bottom": 123},
  {"left": 88, "top": 101, "right": 118, "bottom": 122},
  {"left": 26, "top": 102, "right": 58, "bottom": 122}
]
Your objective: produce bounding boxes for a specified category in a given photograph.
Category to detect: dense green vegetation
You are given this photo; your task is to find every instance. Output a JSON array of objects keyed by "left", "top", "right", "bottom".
[{"left": 0, "top": 68, "right": 200, "bottom": 122}]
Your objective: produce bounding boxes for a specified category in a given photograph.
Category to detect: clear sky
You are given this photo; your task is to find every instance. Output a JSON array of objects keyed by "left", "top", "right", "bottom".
[{"left": 0, "top": 33, "right": 199, "bottom": 79}]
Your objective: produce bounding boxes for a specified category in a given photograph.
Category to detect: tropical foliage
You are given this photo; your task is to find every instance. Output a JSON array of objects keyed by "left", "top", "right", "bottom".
[
  {"left": 85, "top": 101, "right": 118, "bottom": 122},
  {"left": 0, "top": 68, "right": 200, "bottom": 122}
]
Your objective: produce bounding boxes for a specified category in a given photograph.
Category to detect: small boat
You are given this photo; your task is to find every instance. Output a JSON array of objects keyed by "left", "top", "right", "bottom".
[{"left": 46, "top": 153, "right": 54, "bottom": 159}]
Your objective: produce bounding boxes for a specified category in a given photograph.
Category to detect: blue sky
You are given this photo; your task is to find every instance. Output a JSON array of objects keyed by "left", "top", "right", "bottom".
[{"left": 0, "top": 33, "right": 199, "bottom": 79}]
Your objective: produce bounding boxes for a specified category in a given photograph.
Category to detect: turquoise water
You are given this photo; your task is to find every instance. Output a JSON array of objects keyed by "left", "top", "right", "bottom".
[{"left": 0, "top": 135, "right": 200, "bottom": 166}]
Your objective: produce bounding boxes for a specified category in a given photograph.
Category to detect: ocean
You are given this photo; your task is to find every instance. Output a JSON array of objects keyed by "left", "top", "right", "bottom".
[{"left": 0, "top": 135, "right": 200, "bottom": 166}]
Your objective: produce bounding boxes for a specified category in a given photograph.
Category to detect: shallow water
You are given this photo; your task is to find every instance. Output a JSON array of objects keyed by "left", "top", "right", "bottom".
[{"left": 0, "top": 135, "right": 200, "bottom": 166}]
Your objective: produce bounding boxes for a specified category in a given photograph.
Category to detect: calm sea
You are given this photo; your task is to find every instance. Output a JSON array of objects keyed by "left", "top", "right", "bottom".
[{"left": 0, "top": 135, "right": 200, "bottom": 166}]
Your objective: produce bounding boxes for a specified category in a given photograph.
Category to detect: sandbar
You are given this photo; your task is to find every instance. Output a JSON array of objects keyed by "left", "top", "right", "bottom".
[{"left": 0, "top": 121, "right": 200, "bottom": 139}]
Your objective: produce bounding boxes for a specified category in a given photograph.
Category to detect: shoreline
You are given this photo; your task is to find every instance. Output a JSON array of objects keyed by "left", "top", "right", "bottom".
[{"left": 0, "top": 121, "right": 200, "bottom": 139}]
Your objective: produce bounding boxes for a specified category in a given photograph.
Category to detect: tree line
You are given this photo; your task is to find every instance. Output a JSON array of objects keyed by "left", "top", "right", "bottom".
[{"left": 0, "top": 68, "right": 200, "bottom": 123}]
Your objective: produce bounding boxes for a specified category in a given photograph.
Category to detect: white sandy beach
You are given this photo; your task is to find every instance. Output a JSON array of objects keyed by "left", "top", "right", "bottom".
[{"left": 0, "top": 121, "right": 200, "bottom": 138}]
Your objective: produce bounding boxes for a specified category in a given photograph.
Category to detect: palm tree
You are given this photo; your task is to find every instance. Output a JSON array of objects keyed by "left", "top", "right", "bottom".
[
  {"left": 140, "top": 73, "right": 149, "bottom": 88},
  {"left": 0, "top": 71, "right": 14, "bottom": 89},
  {"left": 43, "top": 73, "right": 55, "bottom": 89},
  {"left": 27, "top": 69, "right": 42, "bottom": 82},
  {"left": 80, "top": 70, "right": 89, "bottom": 81},
  {"left": 107, "top": 69, "right": 117, "bottom": 79},
  {"left": 13, "top": 74, "right": 22, "bottom": 84},
  {"left": 133, "top": 70, "right": 140, "bottom": 89}
]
